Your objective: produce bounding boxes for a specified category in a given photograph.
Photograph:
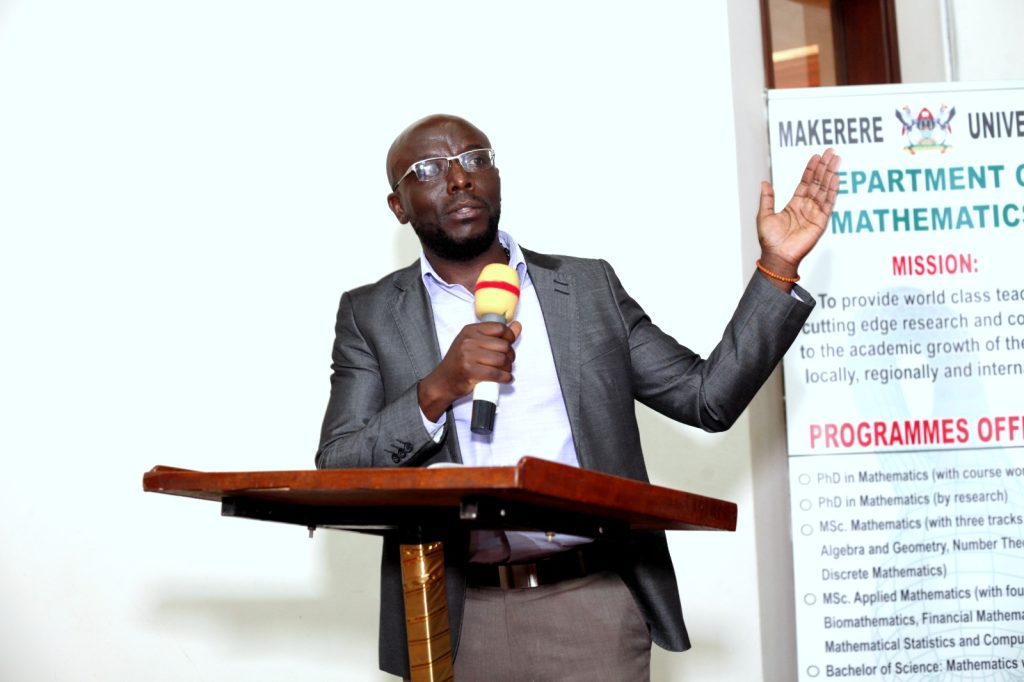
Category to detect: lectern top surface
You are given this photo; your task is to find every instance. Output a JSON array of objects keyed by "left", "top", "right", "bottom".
[{"left": 143, "top": 456, "right": 736, "bottom": 532}]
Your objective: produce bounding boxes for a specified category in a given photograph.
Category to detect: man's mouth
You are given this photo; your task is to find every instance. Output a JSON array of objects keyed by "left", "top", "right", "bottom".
[{"left": 446, "top": 199, "right": 486, "bottom": 218}]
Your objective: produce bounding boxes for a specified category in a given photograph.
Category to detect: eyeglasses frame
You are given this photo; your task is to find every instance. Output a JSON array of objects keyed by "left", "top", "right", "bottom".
[{"left": 391, "top": 148, "right": 496, "bottom": 191}]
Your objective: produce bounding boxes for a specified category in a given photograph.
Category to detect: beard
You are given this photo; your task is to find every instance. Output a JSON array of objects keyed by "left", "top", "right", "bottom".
[{"left": 412, "top": 209, "right": 501, "bottom": 262}]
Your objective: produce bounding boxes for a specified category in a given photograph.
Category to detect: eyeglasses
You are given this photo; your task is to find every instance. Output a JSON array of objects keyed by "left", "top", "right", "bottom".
[{"left": 391, "top": 148, "right": 496, "bottom": 191}]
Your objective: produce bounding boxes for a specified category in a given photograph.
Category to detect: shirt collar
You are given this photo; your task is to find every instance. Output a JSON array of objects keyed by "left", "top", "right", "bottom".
[{"left": 419, "top": 230, "right": 529, "bottom": 288}]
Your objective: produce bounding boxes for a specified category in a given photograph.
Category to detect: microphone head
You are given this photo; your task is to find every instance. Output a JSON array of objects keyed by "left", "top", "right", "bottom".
[{"left": 474, "top": 263, "right": 520, "bottom": 322}]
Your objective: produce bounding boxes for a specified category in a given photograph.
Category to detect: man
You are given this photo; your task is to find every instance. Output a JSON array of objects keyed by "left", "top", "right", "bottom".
[{"left": 317, "top": 114, "right": 839, "bottom": 680}]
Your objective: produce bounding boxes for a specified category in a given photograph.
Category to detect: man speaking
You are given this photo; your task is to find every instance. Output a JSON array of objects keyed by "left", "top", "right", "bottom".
[{"left": 316, "top": 114, "right": 839, "bottom": 680}]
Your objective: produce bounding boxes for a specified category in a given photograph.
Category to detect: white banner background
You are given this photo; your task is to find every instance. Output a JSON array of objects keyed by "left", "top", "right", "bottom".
[{"left": 770, "top": 81, "right": 1024, "bottom": 681}]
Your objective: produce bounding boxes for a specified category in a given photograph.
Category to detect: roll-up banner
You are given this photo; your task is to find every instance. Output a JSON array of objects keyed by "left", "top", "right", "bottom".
[{"left": 769, "top": 81, "right": 1024, "bottom": 681}]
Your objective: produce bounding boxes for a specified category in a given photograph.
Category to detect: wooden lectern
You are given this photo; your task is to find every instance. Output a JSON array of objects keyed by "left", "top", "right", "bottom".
[{"left": 143, "top": 457, "right": 736, "bottom": 681}]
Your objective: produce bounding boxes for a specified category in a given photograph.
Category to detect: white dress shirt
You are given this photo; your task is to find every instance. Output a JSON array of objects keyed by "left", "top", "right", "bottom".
[{"left": 419, "top": 231, "right": 588, "bottom": 562}]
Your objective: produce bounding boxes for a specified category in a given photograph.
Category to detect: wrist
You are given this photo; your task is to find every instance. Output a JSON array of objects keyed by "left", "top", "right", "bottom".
[
  {"left": 417, "top": 375, "right": 452, "bottom": 423},
  {"left": 755, "top": 256, "right": 799, "bottom": 292},
  {"left": 757, "top": 252, "right": 799, "bottom": 280}
]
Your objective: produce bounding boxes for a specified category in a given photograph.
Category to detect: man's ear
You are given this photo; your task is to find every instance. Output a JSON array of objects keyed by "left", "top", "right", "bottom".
[{"left": 387, "top": 192, "right": 409, "bottom": 224}]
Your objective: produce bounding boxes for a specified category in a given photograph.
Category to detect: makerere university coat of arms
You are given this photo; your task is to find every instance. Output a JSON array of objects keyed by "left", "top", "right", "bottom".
[{"left": 896, "top": 104, "right": 956, "bottom": 153}]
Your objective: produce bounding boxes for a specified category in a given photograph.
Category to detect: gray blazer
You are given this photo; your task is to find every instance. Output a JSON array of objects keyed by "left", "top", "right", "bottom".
[{"left": 316, "top": 249, "right": 813, "bottom": 677}]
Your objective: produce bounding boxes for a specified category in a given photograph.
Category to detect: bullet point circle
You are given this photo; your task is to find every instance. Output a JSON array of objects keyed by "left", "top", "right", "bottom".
[
  {"left": 801, "top": 524, "right": 813, "bottom": 536},
  {"left": 798, "top": 474, "right": 811, "bottom": 485},
  {"left": 800, "top": 499, "right": 812, "bottom": 511},
  {"left": 807, "top": 665, "right": 820, "bottom": 677},
  {"left": 804, "top": 593, "right": 816, "bottom": 605}
]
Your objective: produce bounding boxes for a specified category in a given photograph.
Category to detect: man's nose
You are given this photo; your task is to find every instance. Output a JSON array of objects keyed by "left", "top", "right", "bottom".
[{"left": 447, "top": 160, "right": 473, "bottom": 193}]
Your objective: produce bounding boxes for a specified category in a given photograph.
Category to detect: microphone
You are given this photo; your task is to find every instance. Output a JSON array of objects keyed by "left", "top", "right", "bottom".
[{"left": 471, "top": 263, "right": 520, "bottom": 434}]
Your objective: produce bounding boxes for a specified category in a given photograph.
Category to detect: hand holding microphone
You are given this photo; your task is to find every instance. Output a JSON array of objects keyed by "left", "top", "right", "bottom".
[
  {"left": 471, "top": 263, "right": 521, "bottom": 434},
  {"left": 416, "top": 264, "right": 521, "bottom": 428}
]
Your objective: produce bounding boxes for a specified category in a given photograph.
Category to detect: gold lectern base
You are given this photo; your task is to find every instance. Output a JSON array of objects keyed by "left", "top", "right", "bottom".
[{"left": 400, "top": 541, "right": 454, "bottom": 682}]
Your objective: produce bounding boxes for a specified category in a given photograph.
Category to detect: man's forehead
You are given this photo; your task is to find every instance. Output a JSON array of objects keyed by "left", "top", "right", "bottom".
[
  {"left": 399, "top": 118, "right": 490, "bottom": 158},
  {"left": 387, "top": 115, "right": 491, "bottom": 187}
]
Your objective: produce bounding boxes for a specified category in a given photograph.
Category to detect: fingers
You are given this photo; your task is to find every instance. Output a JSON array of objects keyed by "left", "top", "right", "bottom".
[
  {"left": 475, "top": 321, "right": 519, "bottom": 349},
  {"left": 420, "top": 321, "right": 522, "bottom": 417},
  {"left": 757, "top": 181, "right": 776, "bottom": 220},
  {"left": 799, "top": 148, "right": 841, "bottom": 214},
  {"left": 816, "top": 151, "right": 841, "bottom": 213},
  {"left": 466, "top": 323, "right": 517, "bottom": 369},
  {"left": 800, "top": 148, "right": 841, "bottom": 189},
  {"left": 442, "top": 322, "right": 520, "bottom": 392},
  {"left": 794, "top": 153, "right": 821, "bottom": 200}
]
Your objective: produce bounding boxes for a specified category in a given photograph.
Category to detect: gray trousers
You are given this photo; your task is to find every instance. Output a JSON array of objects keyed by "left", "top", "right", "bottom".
[{"left": 449, "top": 571, "right": 652, "bottom": 682}]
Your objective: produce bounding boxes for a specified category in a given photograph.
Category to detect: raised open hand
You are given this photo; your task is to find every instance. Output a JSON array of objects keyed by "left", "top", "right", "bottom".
[{"left": 756, "top": 148, "right": 841, "bottom": 286}]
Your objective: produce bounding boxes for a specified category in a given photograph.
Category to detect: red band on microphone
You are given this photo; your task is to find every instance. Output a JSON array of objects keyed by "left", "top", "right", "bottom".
[{"left": 474, "top": 280, "right": 520, "bottom": 297}]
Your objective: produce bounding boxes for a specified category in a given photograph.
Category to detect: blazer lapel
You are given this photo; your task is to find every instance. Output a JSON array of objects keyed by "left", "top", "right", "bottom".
[
  {"left": 524, "top": 252, "right": 584, "bottom": 464},
  {"left": 389, "top": 264, "right": 464, "bottom": 464},
  {"left": 390, "top": 263, "right": 441, "bottom": 375}
]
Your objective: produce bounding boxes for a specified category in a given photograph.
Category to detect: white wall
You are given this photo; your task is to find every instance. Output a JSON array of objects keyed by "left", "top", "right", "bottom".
[
  {"left": 895, "top": 0, "right": 950, "bottom": 82},
  {"left": 896, "top": 0, "right": 1024, "bottom": 82},
  {"left": 948, "top": 0, "right": 1024, "bottom": 80},
  {"left": 0, "top": 1, "right": 784, "bottom": 680}
]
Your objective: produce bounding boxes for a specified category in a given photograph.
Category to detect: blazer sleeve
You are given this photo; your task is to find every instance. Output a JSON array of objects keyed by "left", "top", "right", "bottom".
[
  {"left": 315, "top": 290, "right": 444, "bottom": 469},
  {"left": 603, "top": 261, "right": 814, "bottom": 432}
]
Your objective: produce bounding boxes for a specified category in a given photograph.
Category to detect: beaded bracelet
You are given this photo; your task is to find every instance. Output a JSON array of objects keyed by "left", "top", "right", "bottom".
[{"left": 756, "top": 259, "right": 800, "bottom": 284}]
